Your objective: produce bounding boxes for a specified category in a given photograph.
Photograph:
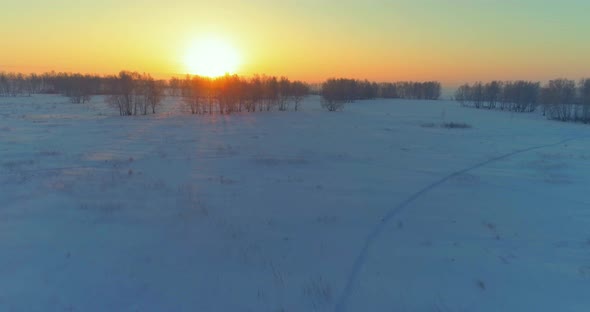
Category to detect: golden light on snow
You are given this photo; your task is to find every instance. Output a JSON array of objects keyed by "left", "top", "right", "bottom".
[{"left": 184, "top": 37, "right": 241, "bottom": 77}]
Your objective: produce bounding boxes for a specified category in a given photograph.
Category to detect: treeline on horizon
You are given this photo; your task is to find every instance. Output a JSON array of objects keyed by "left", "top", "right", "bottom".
[
  {"left": 0, "top": 71, "right": 310, "bottom": 115},
  {"left": 455, "top": 79, "right": 590, "bottom": 122},
  {"left": 0, "top": 71, "right": 443, "bottom": 114},
  {"left": 170, "top": 75, "right": 309, "bottom": 114},
  {"left": 320, "top": 78, "right": 441, "bottom": 111}
]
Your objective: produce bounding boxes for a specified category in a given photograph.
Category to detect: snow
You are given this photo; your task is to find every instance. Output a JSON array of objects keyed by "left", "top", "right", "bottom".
[{"left": 1, "top": 95, "right": 589, "bottom": 312}]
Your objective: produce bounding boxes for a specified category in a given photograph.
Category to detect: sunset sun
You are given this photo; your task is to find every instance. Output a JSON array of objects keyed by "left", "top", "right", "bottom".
[{"left": 184, "top": 37, "right": 240, "bottom": 77}]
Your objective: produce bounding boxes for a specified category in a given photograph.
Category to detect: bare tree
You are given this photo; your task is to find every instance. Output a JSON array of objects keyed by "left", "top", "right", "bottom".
[
  {"left": 68, "top": 74, "right": 93, "bottom": 104},
  {"left": 277, "top": 77, "right": 291, "bottom": 111},
  {"left": 457, "top": 80, "right": 538, "bottom": 112},
  {"left": 454, "top": 84, "right": 469, "bottom": 106},
  {"left": 182, "top": 75, "right": 207, "bottom": 114},
  {"left": 541, "top": 79, "right": 576, "bottom": 121},
  {"left": 168, "top": 77, "right": 181, "bottom": 96},
  {"left": 290, "top": 81, "right": 309, "bottom": 111},
  {"left": 108, "top": 71, "right": 141, "bottom": 116},
  {"left": 321, "top": 79, "right": 347, "bottom": 111}
]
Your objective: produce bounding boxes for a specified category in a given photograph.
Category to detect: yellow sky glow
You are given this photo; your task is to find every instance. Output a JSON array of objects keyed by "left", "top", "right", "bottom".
[{"left": 1, "top": 1, "right": 590, "bottom": 85}]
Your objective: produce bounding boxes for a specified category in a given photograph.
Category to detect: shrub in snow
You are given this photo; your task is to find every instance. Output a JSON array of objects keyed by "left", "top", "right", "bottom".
[{"left": 442, "top": 122, "right": 472, "bottom": 129}]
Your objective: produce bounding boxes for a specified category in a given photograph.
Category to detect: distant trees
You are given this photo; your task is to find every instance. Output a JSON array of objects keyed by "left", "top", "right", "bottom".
[
  {"left": 140, "top": 75, "right": 165, "bottom": 114},
  {"left": 0, "top": 71, "right": 104, "bottom": 100},
  {"left": 168, "top": 77, "right": 182, "bottom": 96},
  {"left": 7, "top": 68, "right": 590, "bottom": 125},
  {"left": 387, "top": 81, "right": 441, "bottom": 100},
  {"left": 179, "top": 74, "right": 309, "bottom": 115},
  {"left": 457, "top": 82, "right": 484, "bottom": 109},
  {"left": 320, "top": 78, "right": 441, "bottom": 111},
  {"left": 107, "top": 71, "right": 138, "bottom": 116},
  {"left": 65, "top": 74, "right": 96, "bottom": 103},
  {"left": 456, "top": 80, "right": 539, "bottom": 112},
  {"left": 540, "top": 79, "right": 577, "bottom": 121},
  {"left": 182, "top": 75, "right": 207, "bottom": 114},
  {"left": 320, "top": 79, "right": 352, "bottom": 111},
  {"left": 484, "top": 81, "right": 501, "bottom": 109},
  {"left": 216, "top": 74, "right": 245, "bottom": 114},
  {"left": 277, "top": 77, "right": 290, "bottom": 111},
  {"left": 503, "top": 81, "right": 540, "bottom": 112},
  {"left": 0, "top": 70, "right": 308, "bottom": 116},
  {"left": 0, "top": 73, "right": 36, "bottom": 96},
  {"left": 320, "top": 78, "right": 355, "bottom": 111},
  {"left": 106, "top": 71, "right": 165, "bottom": 116},
  {"left": 455, "top": 78, "right": 590, "bottom": 124},
  {"left": 290, "top": 81, "right": 309, "bottom": 111}
]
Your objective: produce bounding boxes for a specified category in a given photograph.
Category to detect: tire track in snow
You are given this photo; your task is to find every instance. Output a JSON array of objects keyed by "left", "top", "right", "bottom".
[{"left": 334, "top": 136, "right": 587, "bottom": 312}]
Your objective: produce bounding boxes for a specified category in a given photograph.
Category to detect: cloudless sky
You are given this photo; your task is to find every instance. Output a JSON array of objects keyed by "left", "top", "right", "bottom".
[{"left": 1, "top": 0, "right": 589, "bottom": 85}]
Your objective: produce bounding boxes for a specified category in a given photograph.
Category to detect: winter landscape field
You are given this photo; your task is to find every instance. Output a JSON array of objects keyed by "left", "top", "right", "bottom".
[{"left": 1, "top": 95, "right": 589, "bottom": 312}]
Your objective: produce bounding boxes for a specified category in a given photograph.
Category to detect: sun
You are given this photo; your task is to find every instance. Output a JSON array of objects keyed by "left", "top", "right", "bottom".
[{"left": 184, "top": 37, "right": 241, "bottom": 77}]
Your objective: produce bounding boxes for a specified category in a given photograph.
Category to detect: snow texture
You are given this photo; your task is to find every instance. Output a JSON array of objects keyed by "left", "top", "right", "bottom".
[{"left": 1, "top": 95, "right": 589, "bottom": 312}]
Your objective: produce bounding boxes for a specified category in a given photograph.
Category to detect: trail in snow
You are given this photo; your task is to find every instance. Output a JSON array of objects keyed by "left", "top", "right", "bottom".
[{"left": 333, "top": 136, "right": 587, "bottom": 312}]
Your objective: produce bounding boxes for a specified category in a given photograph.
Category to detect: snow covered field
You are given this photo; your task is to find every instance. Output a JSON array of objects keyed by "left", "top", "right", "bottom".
[{"left": 1, "top": 95, "right": 589, "bottom": 312}]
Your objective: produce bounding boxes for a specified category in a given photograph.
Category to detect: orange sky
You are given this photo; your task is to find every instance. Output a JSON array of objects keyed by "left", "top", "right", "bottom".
[{"left": 1, "top": 0, "right": 590, "bottom": 85}]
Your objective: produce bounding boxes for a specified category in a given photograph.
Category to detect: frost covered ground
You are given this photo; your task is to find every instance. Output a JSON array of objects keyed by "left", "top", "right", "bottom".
[{"left": 1, "top": 95, "right": 589, "bottom": 312}]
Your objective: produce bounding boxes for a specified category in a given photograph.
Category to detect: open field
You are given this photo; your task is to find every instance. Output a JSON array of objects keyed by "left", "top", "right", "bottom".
[{"left": 1, "top": 95, "right": 589, "bottom": 311}]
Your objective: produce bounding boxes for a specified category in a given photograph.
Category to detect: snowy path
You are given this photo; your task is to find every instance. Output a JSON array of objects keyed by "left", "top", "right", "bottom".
[{"left": 334, "top": 135, "right": 587, "bottom": 312}]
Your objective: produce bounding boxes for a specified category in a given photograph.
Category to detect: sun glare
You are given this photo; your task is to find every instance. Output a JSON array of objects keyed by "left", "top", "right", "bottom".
[{"left": 184, "top": 37, "right": 240, "bottom": 77}]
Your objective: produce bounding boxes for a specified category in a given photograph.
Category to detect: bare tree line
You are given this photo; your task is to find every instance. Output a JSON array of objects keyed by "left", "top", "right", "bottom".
[
  {"left": 540, "top": 79, "right": 588, "bottom": 121},
  {"left": 321, "top": 78, "right": 441, "bottom": 111},
  {"left": 107, "top": 71, "right": 166, "bottom": 116},
  {"left": 59, "top": 74, "right": 100, "bottom": 104},
  {"left": 177, "top": 74, "right": 309, "bottom": 114},
  {"left": 0, "top": 70, "right": 311, "bottom": 116},
  {"left": 455, "top": 81, "right": 540, "bottom": 112},
  {"left": 0, "top": 72, "right": 39, "bottom": 97},
  {"left": 455, "top": 79, "right": 590, "bottom": 122},
  {"left": 0, "top": 71, "right": 108, "bottom": 103}
]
